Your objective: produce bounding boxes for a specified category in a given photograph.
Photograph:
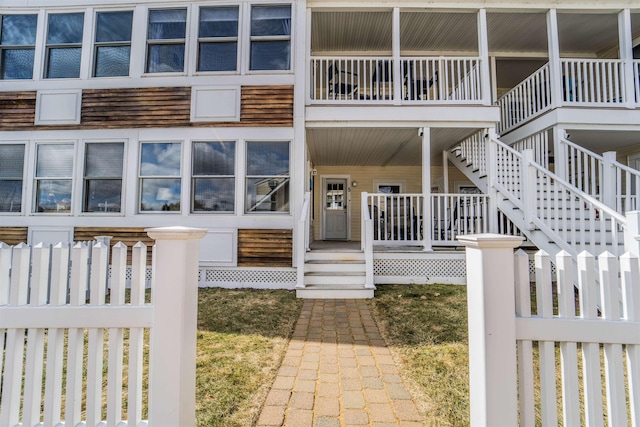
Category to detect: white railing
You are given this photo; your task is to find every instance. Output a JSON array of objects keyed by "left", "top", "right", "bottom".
[
  {"left": 0, "top": 227, "right": 206, "bottom": 427},
  {"left": 431, "top": 193, "right": 490, "bottom": 245},
  {"left": 510, "top": 128, "right": 551, "bottom": 169},
  {"left": 401, "top": 57, "right": 482, "bottom": 102},
  {"left": 457, "top": 130, "right": 486, "bottom": 177},
  {"left": 296, "top": 192, "right": 311, "bottom": 288},
  {"left": 366, "top": 193, "right": 423, "bottom": 245},
  {"left": 309, "top": 56, "right": 482, "bottom": 104},
  {"left": 460, "top": 237, "right": 640, "bottom": 427},
  {"left": 361, "top": 193, "right": 374, "bottom": 288},
  {"left": 497, "top": 63, "right": 552, "bottom": 133},
  {"left": 635, "top": 60, "right": 640, "bottom": 104},
  {"left": 561, "top": 59, "right": 626, "bottom": 105},
  {"left": 558, "top": 136, "right": 640, "bottom": 214}
]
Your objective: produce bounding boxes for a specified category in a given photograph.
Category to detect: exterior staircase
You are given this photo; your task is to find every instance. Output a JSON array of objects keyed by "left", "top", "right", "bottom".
[
  {"left": 448, "top": 131, "right": 627, "bottom": 259},
  {"left": 296, "top": 249, "right": 375, "bottom": 299}
]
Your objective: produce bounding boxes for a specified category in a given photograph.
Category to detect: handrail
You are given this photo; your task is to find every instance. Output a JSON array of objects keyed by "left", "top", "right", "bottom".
[
  {"left": 361, "top": 192, "right": 374, "bottom": 288},
  {"left": 296, "top": 192, "right": 311, "bottom": 289},
  {"left": 497, "top": 63, "right": 552, "bottom": 134}
]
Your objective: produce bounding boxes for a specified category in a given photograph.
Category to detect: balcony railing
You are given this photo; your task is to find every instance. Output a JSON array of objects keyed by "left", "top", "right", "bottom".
[
  {"left": 364, "top": 192, "right": 490, "bottom": 246},
  {"left": 309, "top": 56, "right": 482, "bottom": 104},
  {"left": 498, "top": 58, "right": 640, "bottom": 134}
]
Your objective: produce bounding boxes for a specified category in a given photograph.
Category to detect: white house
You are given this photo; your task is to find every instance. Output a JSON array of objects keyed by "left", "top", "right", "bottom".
[{"left": 1, "top": 0, "right": 639, "bottom": 297}]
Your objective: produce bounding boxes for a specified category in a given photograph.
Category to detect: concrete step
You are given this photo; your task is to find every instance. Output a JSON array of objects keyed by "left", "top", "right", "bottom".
[
  {"left": 296, "top": 284, "right": 375, "bottom": 299},
  {"left": 305, "top": 261, "right": 366, "bottom": 274},
  {"left": 304, "top": 272, "right": 366, "bottom": 286}
]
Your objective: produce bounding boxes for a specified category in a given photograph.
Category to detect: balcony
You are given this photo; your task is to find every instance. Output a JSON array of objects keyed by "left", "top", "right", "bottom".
[
  {"left": 498, "top": 59, "right": 640, "bottom": 134},
  {"left": 309, "top": 56, "right": 483, "bottom": 105}
]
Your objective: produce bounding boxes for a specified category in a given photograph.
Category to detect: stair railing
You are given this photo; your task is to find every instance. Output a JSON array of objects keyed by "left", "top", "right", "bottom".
[
  {"left": 361, "top": 192, "right": 374, "bottom": 289},
  {"left": 497, "top": 63, "right": 552, "bottom": 134},
  {"left": 557, "top": 136, "right": 640, "bottom": 214},
  {"left": 296, "top": 192, "right": 311, "bottom": 289},
  {"left": 491, "top": 136, "right": 627, "bottom": 257}
]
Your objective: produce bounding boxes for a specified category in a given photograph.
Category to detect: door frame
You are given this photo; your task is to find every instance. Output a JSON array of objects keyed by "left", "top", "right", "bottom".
[{"left": 320, "top": 175, "right": 352, "bottom": 240}]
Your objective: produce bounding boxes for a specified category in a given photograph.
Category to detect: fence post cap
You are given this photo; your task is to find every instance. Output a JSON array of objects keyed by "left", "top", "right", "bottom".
[
  {"left": 457, "top": 233, "right": 523, "bottom": 249},
  {"left": 145, "top": 226, "right": 208, "bottom": 241}
]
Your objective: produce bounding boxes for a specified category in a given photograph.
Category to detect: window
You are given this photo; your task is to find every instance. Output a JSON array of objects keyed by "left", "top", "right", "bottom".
[
  {"left": 83, "top": 143, "right": 124, "bottom": 212},
  {"left": 245, "top": 141, "right": 289, "bottom": 213},
  {"left": 139, "top": 142, "right": 181, "bottom": 212},
  {"left": 94, "top": 11, "right": 133, "bottom": 77},
  {"left": 198, "top": 7, "right": 238, "bottom": 72},
  {"left": 146, "top": 9, "right": 186, "bottom": 73},
  {"left": 45, "top": 13, "right": 84, "bottom": 78},
  {"left": 35, "top": 144, "right": 74, "bottom": 213},
  {"left": 0, "top": 144, "right": 25, "bottom": 212},
  {"left": 192, "top": 141, "right": 235, "bottom": 212},
  {"left": 1, "top": 15, "right": 37, "bottom": 80},
  {"left": 250, "top": 5, "right": 291, "bottom": 71}
]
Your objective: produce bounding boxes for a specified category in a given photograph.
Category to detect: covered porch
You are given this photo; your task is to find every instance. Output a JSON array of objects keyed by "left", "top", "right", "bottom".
[{"left": 303, "top": 126, "right": 493, "bottom": 251}]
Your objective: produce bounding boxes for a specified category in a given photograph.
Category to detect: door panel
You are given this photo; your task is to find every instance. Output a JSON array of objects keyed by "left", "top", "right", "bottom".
[{"left": 323, "top": 178, "right": 348, "bottom": 240}]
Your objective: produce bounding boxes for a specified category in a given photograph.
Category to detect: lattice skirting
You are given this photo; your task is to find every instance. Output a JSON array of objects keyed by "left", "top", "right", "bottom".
[
  {"left": 198, "top": 268, "right": 297, "bottom": 289},
  {"left": 374, "top": 257, "right": 467, "bottom": 285}
]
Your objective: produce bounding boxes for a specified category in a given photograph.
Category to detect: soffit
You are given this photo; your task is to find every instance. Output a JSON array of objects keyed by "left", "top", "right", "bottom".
[
  {"left": 311, "top": 11, "right": 392, "bottom": 54},
  {"left": 306, "top": 127, "right": 478, "bottom": 167},
  {"left": 400, "top": 12, "right": 478, "bottom": 53},
  {"left": 487, "top": 12, "right": 548, "bottom": 54}
]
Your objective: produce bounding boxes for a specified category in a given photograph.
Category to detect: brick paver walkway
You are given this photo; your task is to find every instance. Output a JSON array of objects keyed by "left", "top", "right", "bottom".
[{"left": 257, "top": 299, "right": 423, "bottom": 426}]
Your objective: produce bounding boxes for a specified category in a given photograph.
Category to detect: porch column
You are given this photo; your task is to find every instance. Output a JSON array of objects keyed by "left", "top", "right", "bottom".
[
  {"left": 442, "top": 151, "right": 450, "bottom": 193},
  {"left": 619, "top": 9, "right": 635, "bottom": 109},
  {"left": 477, "top": 9, "right": 492, "bottom": 106},
  {"left": 392, "top": 7, "right": 402, "bottom": 105},
  {"left": 552, "top": 126, "right": 568, "bottom": 182},
  {"left": 422, "top": 127, "right": 433, "bottom": 251},
  {"left": 547, "top": 9, "right": 563, "bottom": 108}
]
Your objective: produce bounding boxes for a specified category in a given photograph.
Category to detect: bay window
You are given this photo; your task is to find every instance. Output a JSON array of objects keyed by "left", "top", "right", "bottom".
[
  {"left": 94, "top": 11, "right": 133, "bottom": 77},
  {"left": 83, "top": 143, "right": 124, "bottom": 212},
  {"left": 250, "top": 5, "right": 291, "bottom": 71},
  {"left": 45, "top": 13, "right": 84, "bottom": 79},
  {"left": 198, "top": 7, "right": 238, "bottom": 72},
  {"left": 146, "top": 9, "right": 186, "bottom": 73},
  {"left": 139, "top": 142, "right": 181, "bottom": 212},
  {"left": 35, "top": 144, "right": 74, "bottom": 213},
  {"left": 1, "top": 14, "right": 37, "bottom": 80},
  {"left": 0, "top": 144, "right": 25, "bottom": 212},
  {"left": 192, "top": 141, "right": 235, "bottom": 212},
  {"left": 245, "top": 141, "right": 289, "bottom": 213}
]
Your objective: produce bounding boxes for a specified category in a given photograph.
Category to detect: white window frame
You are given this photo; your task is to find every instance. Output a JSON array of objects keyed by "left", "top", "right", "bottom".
[
  {"left": 244, "top": 139, "right": 291, "bottom": 214},
  {"left": 138, "top": 141, "right": 183, "bottom": 213},
  {"left": 195, "top": 5, "right": 240, "bottom": 74},
  {"left": 144, "top": 7, "right": 188, "bottom": 75},
  {"left": 373, "top": 179, "right": 406, "bottom": 194},
  {"left": 81, "top": 140, "right": 126, "bottom": 215},
  {"left": 0, "top": 142, "right": 27, "bottom": 214},
  {"left": 32, "top": 141, "right": 76, "bottom": 215},
  {"left": 246, "top": 3, "right": 292, "bottom": 74},
  {"left": 92, "top": 9, "right": 134, "bottom": 78},
  {"left": 0, "top": 13, "right": 39, "bottom": 80},
  {"left": 191, "top": 140, "right": 237, "bottom": 214},
  {"left": 43, "top": 11, "right": 85, "bottom": 79}
]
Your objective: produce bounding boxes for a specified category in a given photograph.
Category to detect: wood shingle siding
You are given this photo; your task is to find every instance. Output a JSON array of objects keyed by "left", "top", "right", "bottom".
[
  {"left": 0, "top": 92, "right": 36, "bottom": 130},
  {"left": 0, "top": 227, "right": 28, "bottom": 246},
  {"left": 0, "top": 85, "right": 293, "bottom": 131},
  {"left": 73, "top": 227, "right": 155, "bottom": 264},
  {"left": 237, "top": 229, "right": 292, "bottom": 267}
]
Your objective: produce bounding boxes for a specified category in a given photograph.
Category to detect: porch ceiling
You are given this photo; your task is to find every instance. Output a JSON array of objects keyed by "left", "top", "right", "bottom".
[
  {"left": 311, "top": 10, "right": 640, "bottom": 58},
  {"left": 306, "top": 127, "right": 478, "bottom": 167}
]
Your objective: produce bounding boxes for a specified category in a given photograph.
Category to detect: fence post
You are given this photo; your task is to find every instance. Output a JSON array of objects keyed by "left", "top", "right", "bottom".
[
  {"left": 625, "top": 211, "right": 640, "bottom": 256},
  {"left": 146, "top": 226, "right": 207, "bottom": 427},
  {"left": 458, "top": 234, "right": 523, "bottom": 427}
]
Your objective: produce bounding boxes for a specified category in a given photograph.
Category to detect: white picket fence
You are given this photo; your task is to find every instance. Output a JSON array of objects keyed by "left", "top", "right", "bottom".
[
  {"left": 460, "top": 234, "right": 640, "bottom": 427},
  {"left": 0, "top": 227, "right": 206, "bottom": 427}
]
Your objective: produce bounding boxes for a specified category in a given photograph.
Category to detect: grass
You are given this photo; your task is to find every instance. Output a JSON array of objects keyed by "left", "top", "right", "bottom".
[
  {"left": 367, "top": 283, "right": 470, "bottom": 427},
  {"left": 194, "top": 288, "right": 303, "bottom": 426}
]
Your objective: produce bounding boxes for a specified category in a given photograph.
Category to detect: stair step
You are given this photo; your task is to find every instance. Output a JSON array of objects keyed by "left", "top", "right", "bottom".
[
  {"left": 296, "top": 285, "right": 375, "bottom": 299},
  {"left": 304, "top": 272, "right": 366, "bottom": 286},
  {"left": 305, "top": 251, "right": 365, "bottom": 262},
  {"left": 305, "top": 262, "right": 366, "bottom": 273}
]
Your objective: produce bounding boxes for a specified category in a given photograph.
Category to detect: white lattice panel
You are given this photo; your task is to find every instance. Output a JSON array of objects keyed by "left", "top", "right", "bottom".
[
  {"left": 374, "top": 257, "right": 467, "bottom": 285},
  {"left": 199, "top": 268, "right": 296, "bottom": 289}
]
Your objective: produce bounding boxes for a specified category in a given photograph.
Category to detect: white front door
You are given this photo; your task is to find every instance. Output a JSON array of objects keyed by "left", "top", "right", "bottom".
[{"left": 323, "top": 178, "right": 349, "bottom": 240}]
